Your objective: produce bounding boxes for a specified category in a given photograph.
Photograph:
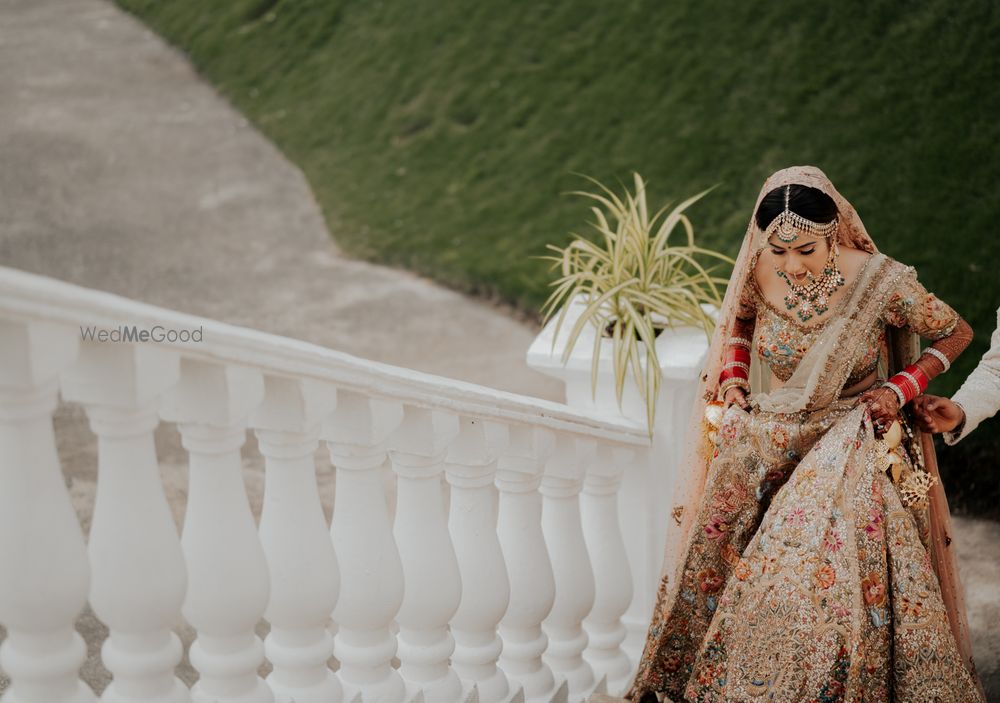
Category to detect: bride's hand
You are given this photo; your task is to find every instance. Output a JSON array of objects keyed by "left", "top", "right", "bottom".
[
  {"left": 859, "top": 386, "right": 900, "bottom": 437},
  {"left": 724, "top": 387, "right": 750, "bottom": 411}
]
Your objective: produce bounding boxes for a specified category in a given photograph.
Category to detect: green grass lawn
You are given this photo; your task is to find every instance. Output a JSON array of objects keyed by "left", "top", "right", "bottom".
[{"left": 117, "top": 0, "right": 1000, "bottom": 511}]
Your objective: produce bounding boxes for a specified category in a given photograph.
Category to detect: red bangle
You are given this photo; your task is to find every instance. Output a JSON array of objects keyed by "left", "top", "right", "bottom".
[
  {"left": 886, "top": 377, "right": 915, "bottom": 405},
  {"left": 721, "top": 340, "right": 753, "bottom": 388},
  {"left": 884, "top": 380, "right": 908, "bottom": 407},
  {"left": 887, "top": 365, "right": 928, "bottom": 406},
  {"left": 719, "top": 367, "right": 749, "bottom": 383},
  {"left": 904, "top": 364, "right": 929, "bottom": 391},
  {"left": 725, "top": 347, "right": 751, "bottom": 364}
]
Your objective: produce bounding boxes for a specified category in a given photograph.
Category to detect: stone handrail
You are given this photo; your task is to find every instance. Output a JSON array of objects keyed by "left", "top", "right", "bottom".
[{"left": 0, "top": 266, "right": 647, "bottom": 703}]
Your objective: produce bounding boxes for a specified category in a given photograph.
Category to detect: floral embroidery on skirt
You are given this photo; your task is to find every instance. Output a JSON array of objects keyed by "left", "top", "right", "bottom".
[{"left": 631, "top": 402, "right": 984, "bottom": 702}]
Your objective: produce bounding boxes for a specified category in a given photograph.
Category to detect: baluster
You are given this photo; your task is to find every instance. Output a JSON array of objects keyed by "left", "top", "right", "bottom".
[
  {"left": 389, "top": 406, "right": 465, "bottom": 703},
  {"left": 251, "top": 376, "right": 342, "bottom": 703},
  {"left": 496, "top": 425, "right": 566, "bottom": 703},
  {"left": 615, "top": 444, "right": 652, "bottom": 664},
  {"left": 540, "top": 436, "right": 601, "bottom": 702},
  {"left": 323, "top": 392, "right": 405, "bottom": 703},
  {"left": 159, "top": 360, "right": 271, "bottom": 703},
  {"left": 60, "top": 342, "right": 190, "bottom": 703},
  {"left": 580, "top": 445, "right": 633, "bottom": 695},
  {"left": 446, "top": 418, "right": 521, "bottom": 703},
  {"left": 0, "top": 320, "right": 94, "bottom": 703}
]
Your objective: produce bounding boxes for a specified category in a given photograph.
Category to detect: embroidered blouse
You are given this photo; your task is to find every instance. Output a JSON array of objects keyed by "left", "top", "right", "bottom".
[{"left": 737, "top": 255, "right": 960, "bottom": 388}]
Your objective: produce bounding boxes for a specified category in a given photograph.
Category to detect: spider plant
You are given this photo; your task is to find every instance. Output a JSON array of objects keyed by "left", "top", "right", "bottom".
[{"left": 541, "top": 173, "right": 733, "bottom": 434}]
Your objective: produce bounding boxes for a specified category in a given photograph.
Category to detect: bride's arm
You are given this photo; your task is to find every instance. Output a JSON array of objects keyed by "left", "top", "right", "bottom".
[
  {"left": 719, "top": 287, "right": 757, "bottom": 409},
  {"left": 914, "top": 320, "right": 974, "bottom": 377},
  {"left": 883, "top": 267, "right": 973, "bottom": 405},
  {"left": 861, "top": 268, "right": 971, "bottom": 431}
]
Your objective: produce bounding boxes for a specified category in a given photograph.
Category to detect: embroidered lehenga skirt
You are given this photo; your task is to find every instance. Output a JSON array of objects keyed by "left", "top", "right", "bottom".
[{"left": 632, "top": 400, "right": 983, "bottom": 702}]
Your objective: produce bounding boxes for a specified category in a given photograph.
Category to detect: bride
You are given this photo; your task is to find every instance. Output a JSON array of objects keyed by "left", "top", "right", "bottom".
[{"left": 624, "top": 166, "right": 984, "bottom": 701}]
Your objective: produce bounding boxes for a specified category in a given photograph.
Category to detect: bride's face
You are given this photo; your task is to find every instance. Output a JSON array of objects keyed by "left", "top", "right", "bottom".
[{"left": 767, "top": 234, "right": 829, "bottom": 282}]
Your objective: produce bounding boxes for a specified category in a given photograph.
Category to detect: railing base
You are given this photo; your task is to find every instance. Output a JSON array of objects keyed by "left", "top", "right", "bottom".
[
  {"left": 402, "top": 689, "right": 425, "bottom": 703},
  {"left": 566, "top": 673, "right": 607, "bottom": 703},
  {"left": 461, "top": 682, "right": 481, "bottom": 703},
  {"left": 552, "top": 677, "right": 570, "bottom": 703},
  {"left": 402, "top": 680, "right": 480, "bottom": 703},
  {"left": 502, "top": 684, "right": 526, "bottom": 703}
]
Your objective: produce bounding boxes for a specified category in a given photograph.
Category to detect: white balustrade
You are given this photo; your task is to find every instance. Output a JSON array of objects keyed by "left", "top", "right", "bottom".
[
  {"left": 580, "top": 446, "right": 633, "bottom": 695},
  {"left": 252, "top": 376, "right": 342, "bottom": 703},
  {"left": 526, "top": 296, "right": 711, "bottom": 656},
  {"left": 324, "top": 392, "right": 406, "bottom": 703},
  {"left": 0, "top": 266, "right": 651, "bottom": 703},
  {"left": 161, "top": 360, "right": 272, "bottom": 703},
  {"left": 445, "top": 418, "right": 519, "bottom": 703},
  {"left": 0, "top": 321, "right": 94, "bottom": 703},
  {"left": 496, "top": 426, "right": 567, "bottom": 703},
  {"left": 540, "top": 436, "right": 600, "bottom": 703},
  {"left": 60, "top": 343, "right": 190, "bottom": 703},
  {"left": 389, "top": 406, "right": 467, "bottom": 703}
]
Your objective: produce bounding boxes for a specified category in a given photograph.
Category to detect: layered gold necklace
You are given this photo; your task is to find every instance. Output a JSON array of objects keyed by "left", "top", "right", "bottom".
[{"left": 776, "top": 244, "right": 846, "bottom": 322}]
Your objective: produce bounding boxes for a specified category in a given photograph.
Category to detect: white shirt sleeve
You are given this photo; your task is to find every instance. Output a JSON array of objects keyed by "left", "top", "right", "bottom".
[{"left": 945, "top": 307, "right": 1000, "bottom": 444}]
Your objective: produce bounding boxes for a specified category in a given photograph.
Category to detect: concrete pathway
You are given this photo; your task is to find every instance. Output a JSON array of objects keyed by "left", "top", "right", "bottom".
[
  {"left": 0, "top": 0, "right": 563, "bottom": 400},
  {"left": 0, "top": 0, "right": 997, "bottom": 699}
]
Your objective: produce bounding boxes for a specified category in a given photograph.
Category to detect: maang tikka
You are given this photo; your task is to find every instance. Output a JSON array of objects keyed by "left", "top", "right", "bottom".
[{"left": 765, "top": 185, "right": 840, "bottom": 243}]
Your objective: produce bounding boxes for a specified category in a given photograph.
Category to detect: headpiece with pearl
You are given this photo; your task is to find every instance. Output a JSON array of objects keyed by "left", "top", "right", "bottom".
[{"left": 764, "top": 185, "right": 840, "bottom": 243}]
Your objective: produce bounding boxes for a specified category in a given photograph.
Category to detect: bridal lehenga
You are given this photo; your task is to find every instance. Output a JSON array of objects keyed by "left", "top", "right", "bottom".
[{"left": 627, "top": 167, "right": 985, "bottom": 702}]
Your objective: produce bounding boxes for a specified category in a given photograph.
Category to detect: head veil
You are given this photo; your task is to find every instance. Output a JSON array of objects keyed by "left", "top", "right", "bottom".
[{"left": 661, "top": 165, "right": 977, "bottom": 675}]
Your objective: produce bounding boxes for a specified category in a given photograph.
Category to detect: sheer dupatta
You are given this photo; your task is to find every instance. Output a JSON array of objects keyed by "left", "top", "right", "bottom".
[{"left": 661, "top": 165, "right": 976, "bottom": 679}]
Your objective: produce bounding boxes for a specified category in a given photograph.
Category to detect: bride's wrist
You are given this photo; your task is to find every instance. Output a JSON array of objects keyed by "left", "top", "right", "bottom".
[
  {"left": 886, "top": 364, "right": 930, "bottom": 409},
  {"left": 884, "top": 378, "right": 909, "bottom": 408},
  {"left": 718, "top": 376, "right": 750, "bottom": 400}
]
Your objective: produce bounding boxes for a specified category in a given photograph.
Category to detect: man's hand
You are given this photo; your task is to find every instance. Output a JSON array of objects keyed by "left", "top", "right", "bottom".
[{"left": 913, "top": 394, "right": 966, "bottom": 433}]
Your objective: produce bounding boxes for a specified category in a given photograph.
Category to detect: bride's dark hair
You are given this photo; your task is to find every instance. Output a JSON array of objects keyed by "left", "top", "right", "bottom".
[{"left": 755, "top": 184, "right": 838, "bottom": 230}]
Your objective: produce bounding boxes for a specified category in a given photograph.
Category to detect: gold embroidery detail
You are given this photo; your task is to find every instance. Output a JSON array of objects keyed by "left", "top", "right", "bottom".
[
  {"left": 672, "top": 505, "right": 685, "bottom": 525},
  {"left": 900, "top": 469, "right": 938, "bottom": 509}
]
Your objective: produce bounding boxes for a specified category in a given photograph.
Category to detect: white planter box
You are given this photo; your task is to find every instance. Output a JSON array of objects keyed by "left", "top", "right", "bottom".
[
  {"left": 526, "top": 297, "right": 713, "bottom": 664},
  {"left": 527, "top": 298, "right": 712, "bottom": 421}
]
